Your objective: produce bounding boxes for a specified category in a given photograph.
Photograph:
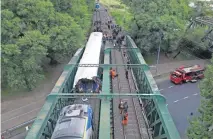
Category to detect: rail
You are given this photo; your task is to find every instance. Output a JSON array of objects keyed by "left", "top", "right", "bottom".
[
  {"left": 121, "top": 48, "right": 143, "bottom": 139},
  {"left": 113, "top": 48, "right": 127, "bottom": 139},
  {"left": 122, "top": 43, "right": 152, "bottom": 138}
]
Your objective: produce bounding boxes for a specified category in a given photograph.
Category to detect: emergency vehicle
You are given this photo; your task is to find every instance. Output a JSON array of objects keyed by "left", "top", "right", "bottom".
[{"left": 170, "top": 65, "right": 205, "bottom": 84}]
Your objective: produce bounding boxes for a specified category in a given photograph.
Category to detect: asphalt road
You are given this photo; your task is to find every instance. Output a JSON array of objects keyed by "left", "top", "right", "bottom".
[{"left": 156, "top": 79, "right": 201, "bottom": 139}]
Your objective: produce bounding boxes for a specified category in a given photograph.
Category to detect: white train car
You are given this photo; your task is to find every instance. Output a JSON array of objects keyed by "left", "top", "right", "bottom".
[{"left": 73, "top": 32, "right": 103, "bottom": 93}]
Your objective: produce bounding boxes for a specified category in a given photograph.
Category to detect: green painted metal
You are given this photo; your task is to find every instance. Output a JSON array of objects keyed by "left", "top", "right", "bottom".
[
  {"left": 25, "top": 48, "right": 84, "bottom": 139},
  {"left": 126, "top": 36, "right": 181, "bottom": 139},
  {"left": 47, "top": 93, "right": 166, "bottom": 102},
  {"left": 99, "top": 45, "right": 111, "bottom": 139}
]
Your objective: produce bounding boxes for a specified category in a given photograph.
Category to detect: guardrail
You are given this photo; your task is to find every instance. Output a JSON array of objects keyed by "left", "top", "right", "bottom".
[{"left": 1, "top": 119, "right": 35, "bottom": 139}]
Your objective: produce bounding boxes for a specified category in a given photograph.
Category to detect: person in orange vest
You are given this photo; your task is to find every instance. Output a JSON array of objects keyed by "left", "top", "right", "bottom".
[
  {"left": 122, "top": 112, "right": 128, "bottom": 126},
  {"left": 110, "top": 68, "right": 118, "bottom": 79}
]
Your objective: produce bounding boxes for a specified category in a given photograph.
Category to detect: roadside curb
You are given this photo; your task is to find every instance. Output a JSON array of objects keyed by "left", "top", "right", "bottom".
[{"left": 153, "top": 72, "right": 170, "bottom": 79}]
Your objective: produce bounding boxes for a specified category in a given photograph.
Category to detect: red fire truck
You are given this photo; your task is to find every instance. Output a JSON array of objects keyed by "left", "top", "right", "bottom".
[{"left": 170, "top": 65, "right": 205, "bottom": 84}]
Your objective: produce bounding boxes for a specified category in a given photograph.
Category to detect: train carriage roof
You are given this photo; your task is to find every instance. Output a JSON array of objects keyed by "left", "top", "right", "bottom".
[
  {"left": 73, "top": 32, "right": 103, "bottom": 87},
  {"left": 51, "top": 104, "right": 91, "bottom": 139}
]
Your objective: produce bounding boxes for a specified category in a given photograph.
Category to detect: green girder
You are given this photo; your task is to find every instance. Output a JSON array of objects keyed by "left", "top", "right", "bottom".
[{"left": 47, "top": 93, "right": 166, "bottom": 103}]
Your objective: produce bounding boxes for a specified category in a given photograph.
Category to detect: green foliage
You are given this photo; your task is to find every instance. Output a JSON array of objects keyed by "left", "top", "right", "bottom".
[
  {"left": 1, "top": 9, "right": 21, "bottom": 44},
  {"left": 100, "top": 0, "right": 133, "bottom": 31},
  {"left": 185, "top": 26, "right": 209, "bottom": 49},
  {"left": 1, "top": 0, "right": 94, "bottom": 91},
  {"left": 48, "top": 25, "right": 84, "bottom": 63},
  {"left": 121, "top": 0, "right": 191, "bottom": 54},
  {"left": 50, "top": 0, "right": 94, "bottom": 33},
  {"left": 2, "top": 31, "right": 49, "bottom": 90},
  {"left": 187, "top": 58, "right": 213, "bottom": 139}
]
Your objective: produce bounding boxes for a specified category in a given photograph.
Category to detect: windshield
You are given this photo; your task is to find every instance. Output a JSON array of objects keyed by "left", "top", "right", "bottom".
[{"left": 172, "top": 73, "right": 181, "bottom": 78}]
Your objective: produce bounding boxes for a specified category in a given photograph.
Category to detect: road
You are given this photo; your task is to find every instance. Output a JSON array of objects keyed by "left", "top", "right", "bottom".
[{"left": 156, "top": 79, "right": 201, "bottom": 139}]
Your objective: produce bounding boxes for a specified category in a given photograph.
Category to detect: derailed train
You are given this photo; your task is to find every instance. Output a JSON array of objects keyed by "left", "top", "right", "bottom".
[
  {"left": 73, "top": 32, "right": 104, "bottom": 93},
  {"left": 51, "top": 32, "right": 103, "bottom": 139}
]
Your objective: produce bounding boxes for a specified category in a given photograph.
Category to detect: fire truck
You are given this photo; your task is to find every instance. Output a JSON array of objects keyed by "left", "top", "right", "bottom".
[{"left": 170, "top": 65, "right": 205, "bottom": 84}]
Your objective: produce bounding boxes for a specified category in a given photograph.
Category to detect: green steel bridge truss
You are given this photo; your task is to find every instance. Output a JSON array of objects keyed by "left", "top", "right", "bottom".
[{"left": 26, "top": 36, "right": 180, "bottom": 139}]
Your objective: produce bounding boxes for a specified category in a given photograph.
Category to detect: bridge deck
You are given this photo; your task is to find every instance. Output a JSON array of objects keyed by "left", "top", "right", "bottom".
[{"left": 111, "top": 46, "right": 150, "bottom": 139}]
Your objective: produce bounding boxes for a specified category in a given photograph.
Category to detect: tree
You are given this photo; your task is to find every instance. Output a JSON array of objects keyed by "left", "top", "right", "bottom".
[
  {"left": 50, "top": 0, "right": 94, "bottom": 33},
  {"left": 48, "top": 25, "right": 84, "bottom": 64},
  {"left": 2, "top": 31, "right": 49, "bottom": 90},
  {"left": 187, "top": 58, "right": 213, "bottom": 139},
  {"left": 1, "top": 9, "right": 22, "bottom": 44},
  {"left": 1, "top": 0, "right": 94, "bottom": 91},
  {"left": 122, "top": 0, "right": 191, "bottom": 54}
]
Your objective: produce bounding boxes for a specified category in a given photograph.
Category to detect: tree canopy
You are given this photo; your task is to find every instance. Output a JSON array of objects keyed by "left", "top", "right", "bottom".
[
  {"left": 121, "top": 0, "right": 191, "bottom": 54},
  {"left": 187, "top": 58, "right": 213, "bottom": 139},
  {"left": 1, "top": 0, "right": 95, "bottom": 91}
]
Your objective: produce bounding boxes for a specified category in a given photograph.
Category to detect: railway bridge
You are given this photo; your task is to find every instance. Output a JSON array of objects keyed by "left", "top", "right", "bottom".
[{"left": 25, "top": 35, "right": 180, "bottom": 139}]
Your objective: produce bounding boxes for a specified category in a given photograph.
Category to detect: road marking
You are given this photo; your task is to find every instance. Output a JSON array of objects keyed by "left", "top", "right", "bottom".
[
  {"left": 168, "top": 86, "right": 174, "bottom": 88},
  {"left": 183, "top": 96, "right": 189, "bottom": 99},
  {"left": 174, "top": 100, "right": 179, "bottom": 103},
  {"left": 2, "top": 94, "right": 47, "bottom": 114},
  {"left": 2, "top": 108, "right": 41, "bottom": 123},
  {"left": 159, "top": 89, "right": 163, "bottom": 91},
  {"left": 193, "top": 93, "right": 198, "bottom": 96}
]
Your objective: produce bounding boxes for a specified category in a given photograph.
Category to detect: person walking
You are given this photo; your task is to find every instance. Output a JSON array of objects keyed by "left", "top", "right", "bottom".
[
  {"left": 127, "top": 60, "right": 130, "bottom": 70},
  {"left": 125, "top": 70, "right": 128, "bottom": 79},
  {"left": 123, "top": 101, "right": 128, "bottom": 114},
  {"left": 118, "top": 100, "right": 125, "bottom": 114},
  {"left": 123, "top": 50, "right": 126, "bottom": 57},
  {"left": 110, "top": 69, "right": 118, "bottom": 79},
  {"left": 108, "top": 24, "right": 110, "bottom": 30}
]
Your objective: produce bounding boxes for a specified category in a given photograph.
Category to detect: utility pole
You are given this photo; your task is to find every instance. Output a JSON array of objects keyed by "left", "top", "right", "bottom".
[{"left": 156, "top": 30, "right": 164, "bottom": 74}]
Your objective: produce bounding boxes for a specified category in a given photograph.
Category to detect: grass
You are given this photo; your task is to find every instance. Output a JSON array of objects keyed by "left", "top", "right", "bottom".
[{"left": 100, "top": 0, "right": 133, "bottom": 31}]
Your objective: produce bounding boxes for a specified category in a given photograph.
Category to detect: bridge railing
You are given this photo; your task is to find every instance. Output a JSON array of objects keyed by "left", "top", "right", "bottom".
[
  {"left": 126, "top": 36, "right": 181, "bottom": 139},
  {"left": 25, "top": 48, "right": 84, "bottom": 139}
]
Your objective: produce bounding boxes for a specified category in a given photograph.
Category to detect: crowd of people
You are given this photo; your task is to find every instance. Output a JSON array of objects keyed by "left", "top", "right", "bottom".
[{"left": 94, "top": 7, "right": 131, "bottom": 126}]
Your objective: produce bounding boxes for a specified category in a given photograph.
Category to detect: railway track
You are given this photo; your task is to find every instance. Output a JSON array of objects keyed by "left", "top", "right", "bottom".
[
  {"left": 111, "top": 48, "right": 143, "bottom": 139},
  {"left": 110, "top": 36, "right": 151, "bottom": 138}
]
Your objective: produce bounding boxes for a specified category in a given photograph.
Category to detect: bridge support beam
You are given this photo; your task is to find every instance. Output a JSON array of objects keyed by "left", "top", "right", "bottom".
[{"left": 47, "top": 93, "right": 166, "bottom": 103}]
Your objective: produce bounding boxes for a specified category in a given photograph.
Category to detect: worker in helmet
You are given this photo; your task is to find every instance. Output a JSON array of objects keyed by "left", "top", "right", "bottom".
[
  {"left": 123, "top": 101, "right": 128, "bottom": 114},
  {"left": 118, "top": 100, "right": 125, "bottom": 114}
]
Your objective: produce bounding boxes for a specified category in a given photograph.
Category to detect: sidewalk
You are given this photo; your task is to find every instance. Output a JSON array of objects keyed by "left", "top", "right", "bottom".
[{"left": 150, "top": 59, "right": 208, "bottom": 78}]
